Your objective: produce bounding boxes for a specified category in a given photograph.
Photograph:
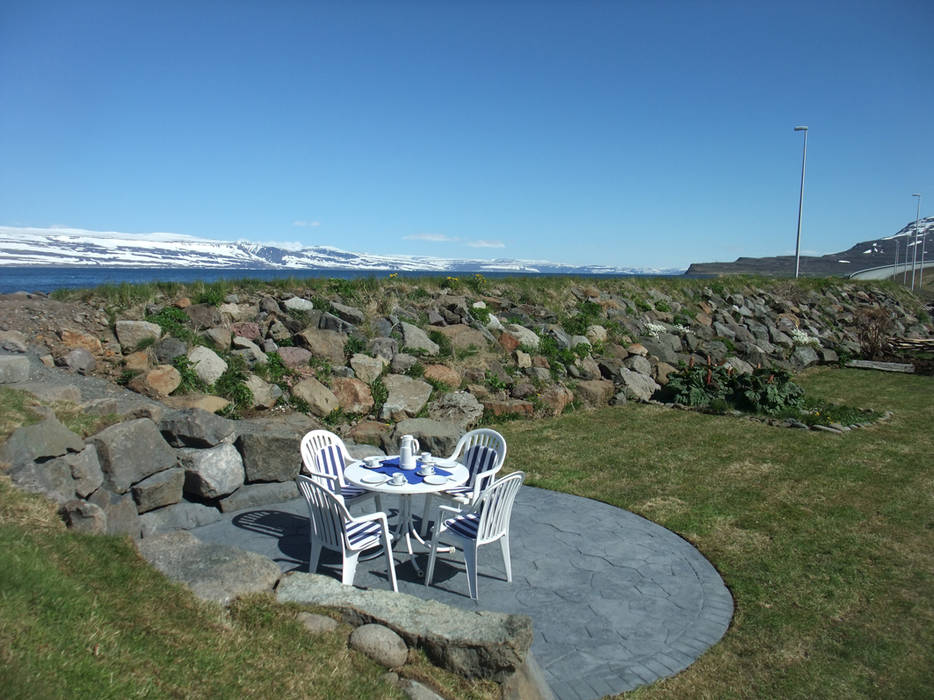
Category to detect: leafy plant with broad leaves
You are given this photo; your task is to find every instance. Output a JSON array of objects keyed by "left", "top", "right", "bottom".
[
  {"left": 664, "top": 359, "right": 732, "bottom": 408},
  {"left": 731, "top": 368, "right": 804, "bottom": 415}
]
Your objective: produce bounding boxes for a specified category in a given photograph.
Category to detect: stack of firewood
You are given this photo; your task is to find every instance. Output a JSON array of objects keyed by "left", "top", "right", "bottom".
[{"left": 886, "top": 337, "right": 934, "bottom": 353}]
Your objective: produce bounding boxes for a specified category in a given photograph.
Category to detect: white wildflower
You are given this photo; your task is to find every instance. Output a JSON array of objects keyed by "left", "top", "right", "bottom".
[{"left": 790, "top": 328, "right": 820, "bottom": 347}]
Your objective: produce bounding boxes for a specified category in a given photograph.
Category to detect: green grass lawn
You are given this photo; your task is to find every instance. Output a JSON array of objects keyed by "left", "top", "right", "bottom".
[
  {"left": 1, "top": 367, "right": 931, "bottom": 698},
  {"left": 500, "top": 367, "right": 934, "bottom": 698}
]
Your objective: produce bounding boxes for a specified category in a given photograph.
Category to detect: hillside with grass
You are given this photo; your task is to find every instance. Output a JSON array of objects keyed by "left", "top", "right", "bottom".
[{"left": 1, "top": 274, "right": 933, "bottom": 698}]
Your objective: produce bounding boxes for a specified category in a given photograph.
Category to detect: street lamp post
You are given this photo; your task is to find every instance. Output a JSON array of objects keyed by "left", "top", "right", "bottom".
[
  {"left": 915, "top": 193, "right": 924, "bottom": 287},
  {"left": 793, "top": 126, "right": 808, "bottom": 279},
  {"left": 911, "top": 193, "right": 921, "bottom": 290}
]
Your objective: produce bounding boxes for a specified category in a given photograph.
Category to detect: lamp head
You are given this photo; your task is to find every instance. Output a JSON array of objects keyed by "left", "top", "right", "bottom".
[{"left": 794, "top": 126, "right": 808, "bottom": 131}]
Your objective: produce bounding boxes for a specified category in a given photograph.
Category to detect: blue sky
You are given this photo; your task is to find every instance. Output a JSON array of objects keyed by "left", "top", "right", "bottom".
[{"left": 1, "top": 1, "right": 932, "bottom": 270}]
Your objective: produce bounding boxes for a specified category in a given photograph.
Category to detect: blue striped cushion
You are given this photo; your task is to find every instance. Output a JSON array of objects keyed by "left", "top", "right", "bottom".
[
  {"left": 346, "top": 520, "right": 382, "bottom": 549},
  {"left": 444, "top": 512, "right": 480, "bottom": 540},
  {"left": 463, "top": 445, "right": 497, "bottom": 477},
  {"left": 340, "top": 485, "right": 371, "bottom": 500}
]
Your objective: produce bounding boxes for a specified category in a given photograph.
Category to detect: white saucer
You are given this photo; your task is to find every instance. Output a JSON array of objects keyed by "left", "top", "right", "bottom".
[
  {"left": 361, "top": 473, "right": 389, "bottom": 484},
  {"left": 423, "top": 474, "right": 449, "bottom": 485}
]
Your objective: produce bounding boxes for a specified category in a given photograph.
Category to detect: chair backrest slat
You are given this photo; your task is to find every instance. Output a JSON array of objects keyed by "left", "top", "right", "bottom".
[
  {"left": 475, "top": 471, "right": 524, "bottom": 544},
  {"left": 296, "top": 474, "right": 351, "bottom": 551},
  {"left": 300, "top": 430, "right": 350, "bottom": 494},
  {"left": 452, "top": 429, "right": 506, "bottom": 493}
]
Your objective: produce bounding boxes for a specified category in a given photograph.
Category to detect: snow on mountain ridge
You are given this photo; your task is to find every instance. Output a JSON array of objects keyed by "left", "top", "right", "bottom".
[{"left": 0, "top": 226, "right": 679, "bottom": 274}]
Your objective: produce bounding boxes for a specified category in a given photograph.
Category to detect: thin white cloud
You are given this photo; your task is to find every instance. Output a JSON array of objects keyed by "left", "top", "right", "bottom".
[
  {"left": 467, "top": 239, "right": 505, "bottom": 248},
  {"left": 403, "top": 233, "right": 459, "bottom": 242},
  {"left": 292, "top": 220, "right": 321, "bottom": 227}
]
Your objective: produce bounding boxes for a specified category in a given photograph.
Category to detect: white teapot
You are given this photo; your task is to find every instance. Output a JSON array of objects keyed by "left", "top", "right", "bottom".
[{"left": 399, "top": 434, "right": 420, "bottom": 470}]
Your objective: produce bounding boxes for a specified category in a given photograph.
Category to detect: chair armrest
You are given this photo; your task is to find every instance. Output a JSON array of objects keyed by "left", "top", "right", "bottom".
[{"left": 304, "top": 469, "right": 339, "bottom": 482}]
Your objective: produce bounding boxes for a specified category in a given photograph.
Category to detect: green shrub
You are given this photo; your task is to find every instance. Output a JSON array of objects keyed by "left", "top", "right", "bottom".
[
  {"left": 466, "top": 273, "right": 489, "bottom": 295},
  {"left": 254, "top": 352, "right": 295, "bottom": 390},
  {"left": 371, "top": 377, "right": 388, "bottom": 415},
  {"left": 214, "top": 355, "right": 253, "bottom": 411},
  {"left": 470, "top": 304, "right": 491, "bottom": 324},
  {"left": 172, "top": 356, "right": 208, "bottom": 393},
  {"left": 145, "top": 306, "right": 196, "bottom": 343},
  {"left": 731, "top": 368, "right": 804, "bottom": 415},
  {"left": 344, "top": 336, "right": 366, "bottom": 357},
  {"left": 194, "top": 283, "right": 226, "bottom": 306},
  {"left": 665, "top": 362, "right": 804, "bottom": 416},
  {"left": 427, "top": 330, "right": 453, "bottom": 358},
  {"left": 485, "top": 371, "right": 508, "bottom": 393}
]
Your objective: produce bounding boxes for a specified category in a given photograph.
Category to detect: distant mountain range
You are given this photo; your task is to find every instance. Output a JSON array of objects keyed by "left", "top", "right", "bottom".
[
  {"left": 0, "top": 226, "right": 680, "bottom": 276},
  {"left": 686, "top": 217, "right": 934, "bottom": 277}
]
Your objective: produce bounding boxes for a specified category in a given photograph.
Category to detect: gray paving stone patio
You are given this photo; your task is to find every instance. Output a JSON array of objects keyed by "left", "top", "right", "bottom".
[{"left": 191, "top": 485, "right": 732, "bottom": 699}]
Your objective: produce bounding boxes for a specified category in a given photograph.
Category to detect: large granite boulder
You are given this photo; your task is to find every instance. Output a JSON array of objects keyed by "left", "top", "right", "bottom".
[
  {"left": 291, "top": 377, "right": 339, "bottom": 417},
  {"left": 187, "top": 346, "right": 228, "bottom": 386},
  {"left": 618, "top": 368, "right": 661, "bottom": 402},
  {"left": 400, "top": 322, "right": 439, "bottom": 356},
  {"left": 160, "top": 408, "right": 238, "bottom": 448},
  {"left": 330, "top": 377, "right": 374, "bottom": 415},
  {"left": 379, "top": 374, "right": 432, "bottom": 421},
  {"left": 427, "top": 391, "right": 484, "bottom": 430},
  {"left": 0, "top": 416, "right": 85, "bottom": 466},
  {"left": 217, "top": 481, "right": 300, "bottom": 512},
  {"left": 136, "top": 531, "right": 281, "bottom": 605},
  {"left": 235, "top": 418, "right": 310, "bottom": 483},
  {"left": 385, "top": 419, "right": 462, "bottom": 457},
  {"left": 350, "top": 353, "right": 386, "bottom": 384},
  {"left": 132, "top": 467, "right": 185, "bottom": 513},
  {"left": 179, "top": 443, "right": 245, "bottom": 499},
  {"left": 277, "top": 573, "right": 532, "bottom": 680},
  {"left": 433, "top": 324, "right": 489, "bottom": 351},
  {"left": 89, "top": 418, "right": 178, "bottom": 494},
  {"left": 297, "top": 328, "right": 347, "bottom": 365},
  {"left": 115, "top": 320, "right": 162, "bottom": 350},
  {"left": 87, "top": 488, "right": 140, "bottom": 537},
  {"left": 138, "top": 502, "right": 222, "bottom": 536}
]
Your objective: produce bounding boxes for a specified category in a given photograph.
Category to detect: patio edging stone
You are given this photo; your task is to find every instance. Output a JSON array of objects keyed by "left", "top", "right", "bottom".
[{"left": 276, "top": 571, "right": 533, "bottom": 682}]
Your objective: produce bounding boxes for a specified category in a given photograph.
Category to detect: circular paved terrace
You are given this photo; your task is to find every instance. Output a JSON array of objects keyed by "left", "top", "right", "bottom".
[{"left": 192, "top": 485, "right": 732, "bottom": 700}]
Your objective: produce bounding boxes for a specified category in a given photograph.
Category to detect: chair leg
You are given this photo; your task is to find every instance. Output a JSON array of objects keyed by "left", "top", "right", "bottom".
[
  {"left": 463, "top": 544, "right": 479, "bottom": 600},
  {"left": 424, "top": 534, "right": 440, "bottom": 586},
  {"left": 309, "top": 539, "right": 322, "bottom": 574},
  {"left": 419, "top": 495, "right": 433, "bottom": 537},
  {"left": 500, "top": 536, "right": 512, "bottom": 582},
  {"left": 342, "top": 551, "right": 359, "bottom": 586},
  {"left": 383, "top": 530, "right": 398, "bottom": 592}
]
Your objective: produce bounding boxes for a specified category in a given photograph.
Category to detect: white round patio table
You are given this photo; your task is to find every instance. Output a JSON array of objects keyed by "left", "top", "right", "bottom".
[{"left": 344, "top": 456, "right": 469, "bottom": 574}]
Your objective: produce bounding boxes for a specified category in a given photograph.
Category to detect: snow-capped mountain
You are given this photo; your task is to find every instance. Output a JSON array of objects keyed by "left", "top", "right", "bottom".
[{"left": 0, "top": 226, "right": 680, "bottom": 275}]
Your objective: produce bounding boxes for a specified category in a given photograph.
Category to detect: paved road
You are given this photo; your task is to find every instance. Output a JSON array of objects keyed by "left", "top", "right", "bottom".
[{"left": 192, "top": 486, "right": 733, "bottom": 700}]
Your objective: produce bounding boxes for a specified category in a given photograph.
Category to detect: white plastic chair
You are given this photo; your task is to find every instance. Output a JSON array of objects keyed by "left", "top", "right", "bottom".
[
  {"left": 300, "top": 429, "right": 381, "bottom": 511},
  {"left": 419, "top": 428, "right": 506, "bottom": 537},
  {"left": 424, "top": 471, "right": 525, "bottom": 600},
  {"left": 296, "top": 475, "right": 398, "bottom": 592}
]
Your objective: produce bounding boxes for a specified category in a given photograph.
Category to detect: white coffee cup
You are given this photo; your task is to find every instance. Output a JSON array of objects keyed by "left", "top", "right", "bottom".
[
  {"left": 391, "top": 472, "right": 405, "bottom": 485},
  {"left": 419, "top": 463, "right": 435, "bottom": 475},
  {"left": 365, "top": 456, "right": 382, "bottom": 468}
]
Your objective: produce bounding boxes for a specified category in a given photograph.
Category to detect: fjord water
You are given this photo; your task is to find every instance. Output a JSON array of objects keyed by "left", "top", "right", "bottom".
[{"left": 0, "top": 267, "right": 676, "bottom": 295}]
